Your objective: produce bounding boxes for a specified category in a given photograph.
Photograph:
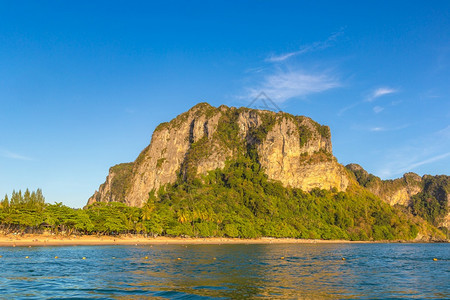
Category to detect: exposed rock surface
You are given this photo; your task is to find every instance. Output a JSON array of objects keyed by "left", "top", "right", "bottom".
[
  {"left": 88, "top": 163, "right": 134, "bottom": 204},
  {"left": 88, "top": 103, "right": 350, "bottom": 207},
  {"left": 258, "top": 116, "right": 347, "bottom": 191},
  {"left": 346, "top": 164, "right": 449, "bottom": 230},
  {"left": 88, "top": 102, "right": 449, "bottom": 233},
  {"left": 346, "top": 164, "right": 422, "bottom": 206}
]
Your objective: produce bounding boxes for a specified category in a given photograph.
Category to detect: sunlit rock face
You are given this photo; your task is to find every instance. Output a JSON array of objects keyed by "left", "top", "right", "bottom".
[
  {"left": 88, "top": 103, "right": 350, "bottom": 207},
  {"left": 346, "top": 164, "right": 450, "bottom": 230}
]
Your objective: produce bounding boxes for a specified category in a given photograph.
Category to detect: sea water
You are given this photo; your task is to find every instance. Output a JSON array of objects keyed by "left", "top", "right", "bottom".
[{"left": 0, "top": 243, "right": 448, "bottom": 299}]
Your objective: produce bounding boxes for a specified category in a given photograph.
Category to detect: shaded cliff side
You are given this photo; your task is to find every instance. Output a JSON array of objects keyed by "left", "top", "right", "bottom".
[
  {"left": 346, "top": 164, "right": 449, "bottom": 230},
  {"left": 88, "top": 103, "right": 350, "bottom": 207}
]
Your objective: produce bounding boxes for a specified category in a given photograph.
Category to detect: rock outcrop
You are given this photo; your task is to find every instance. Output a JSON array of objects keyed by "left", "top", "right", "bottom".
[
  {"left": 346, "top": 164, "right": 422, "bottom": 206},
  {"left": 88, "top": 103, "right": 350, "bottom": 207},
  {"left": 346, "top": 164, "right": 449, "bottom": 230}
]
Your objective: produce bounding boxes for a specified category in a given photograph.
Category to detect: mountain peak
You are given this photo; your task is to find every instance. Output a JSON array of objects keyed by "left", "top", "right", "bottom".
[{"left": 88, "top": 103, "right": 348, "bottom": 207}]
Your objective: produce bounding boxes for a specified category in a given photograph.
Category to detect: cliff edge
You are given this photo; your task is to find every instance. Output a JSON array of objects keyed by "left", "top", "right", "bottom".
[{"left": 88, "top": 103, "right": 350, "bottom": 207}]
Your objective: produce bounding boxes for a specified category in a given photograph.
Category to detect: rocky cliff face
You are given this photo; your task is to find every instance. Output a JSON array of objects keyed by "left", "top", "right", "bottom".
[
  {"left": 88, "top": 103, "right": 350, "bottom": 207},
  {"left": 257, "top": 115, "right": 348, "bottom": 191},
  {"left": 346, "top": 164, "right": 449, "bottom": 230},
  {"left": 346, "top": 164, "right": 422, "bottom": 206}
]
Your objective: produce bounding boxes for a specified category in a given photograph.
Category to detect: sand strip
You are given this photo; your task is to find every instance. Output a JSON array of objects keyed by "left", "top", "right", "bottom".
[{"left": 0, "top": 234, "right": 376, "bottom": 247}]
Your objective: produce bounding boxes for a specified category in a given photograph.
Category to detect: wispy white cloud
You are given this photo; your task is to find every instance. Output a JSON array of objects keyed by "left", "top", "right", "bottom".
[
  {"left": 436, "top": 125, "right": 450, "bottom": 138},
  {"left": 337, "top": 102, "right": 360, "bottom": 116},
  {"left": 399, "top": 152, "right": 450, "bottom": 173},
  {"left": 376, "top": 126, "right": 450, "bottom": 178},
  {"left": 246, "top": 69, "right": 340, "bottom": 103},
  {"left": 380, "top": 152, "right": 450, "bottom": 178},
  {"left": 421, "top": 89, "right": 440, "bottom": 99},
  {"left": 244, "top": 66, "right": 267, "bottom": 74},
  {"left": 242, "top": 30, "right": 343, "bottom": 104},
  {"left": 338, "top": 86, "right": 398, "bottom": 116},
  {"left": 266, "top": 30, "right": 344, "bottom": 63},
  {"left": 367, "top": 87, "right": 397, "bottom": 102},
  {"left": 368, "top": 124, "right": 409, "bottom": 132},
  {"left": 0, "top": 148, "right": 32, "bottom": 161},
  {"left": 373, "top": 106, "right": 384, "bottom": 114}
]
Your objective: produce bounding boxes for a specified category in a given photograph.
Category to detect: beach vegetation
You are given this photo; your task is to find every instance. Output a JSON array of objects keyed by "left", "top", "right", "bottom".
[{"left": 0, "top": 163, "right": 443, "bottom": 240}]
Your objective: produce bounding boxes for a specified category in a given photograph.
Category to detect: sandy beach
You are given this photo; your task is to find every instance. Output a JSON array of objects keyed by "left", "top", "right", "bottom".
[{"left": 0, "top": 234, "right": 374, "bottom": 247}]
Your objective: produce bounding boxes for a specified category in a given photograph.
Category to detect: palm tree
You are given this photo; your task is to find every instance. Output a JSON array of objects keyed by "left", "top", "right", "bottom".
[{"left": 142, "top": 201, "right": 155, "bottom": 221}]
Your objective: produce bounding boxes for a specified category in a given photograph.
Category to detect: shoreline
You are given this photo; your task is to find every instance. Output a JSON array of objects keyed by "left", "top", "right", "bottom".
[{"left": 0, "top": 234, "right": 432, "bottom": 247}]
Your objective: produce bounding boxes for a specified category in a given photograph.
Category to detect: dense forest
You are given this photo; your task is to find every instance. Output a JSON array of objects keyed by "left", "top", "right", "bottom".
[
  {"left": 0, "top": 153, "right": 445, "bottom": 240},
  {"left": 346, "top": 164, "right": 449, "bottom": 235},
  {"left": 141, "top": 154, "right": 431, "bottom": 240},
  {"left": 410, "top": 175, "right": 449, "bottom": 230},
  {"left": 0, "top": 189, "right": 140, "bottom": 235}
]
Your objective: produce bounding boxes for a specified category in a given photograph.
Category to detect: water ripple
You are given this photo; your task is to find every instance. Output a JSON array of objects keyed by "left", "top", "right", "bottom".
[{"left": 0, "top": 243, "right": 448, "bottom": 299}]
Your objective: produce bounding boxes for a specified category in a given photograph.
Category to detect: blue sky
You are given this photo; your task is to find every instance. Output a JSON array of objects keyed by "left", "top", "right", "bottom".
[{"left": 1, "top": 1, "right": 449, "bottom": 208}]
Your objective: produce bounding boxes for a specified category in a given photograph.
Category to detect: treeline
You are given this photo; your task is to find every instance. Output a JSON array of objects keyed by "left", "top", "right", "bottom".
[
  {"left": 0, "top": 155, "right": 444, "bottom": 240},
  {"left": 0, "top": 189, "right": 146, "bottom": 235},
  {"left": 141, "top": 154, "right": 424, "bottom": 241},
  {"left": 410, "top": 175, "right": 449, "bottom": 233},
  {"left": 346, "top": 164, "right": 449, "bottom": 233}
]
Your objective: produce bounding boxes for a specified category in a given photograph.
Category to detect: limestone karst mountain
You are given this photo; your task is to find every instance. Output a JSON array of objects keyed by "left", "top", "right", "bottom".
[
  {"left": 88, "top": 102, "right": 448, "bottom": 234},
  {"left": 88, "top": 103, "right": 350, "bottom": 207}
]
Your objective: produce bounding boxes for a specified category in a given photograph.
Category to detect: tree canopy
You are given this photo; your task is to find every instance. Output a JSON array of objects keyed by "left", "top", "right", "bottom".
[{"left": 0, "top": 159, "right": 444, "bottom": 241}]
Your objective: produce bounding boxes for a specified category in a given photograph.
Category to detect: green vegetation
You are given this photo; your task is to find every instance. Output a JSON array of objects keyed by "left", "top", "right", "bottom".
[
  {"left": 0, "top": 158, "right": 432, "bottom": 240},
  {"left": 0, "top": 189, "right": 145, "bottom": 235},
  {"left": 108, "top": 163, "right": 134, "bottom": 201},
  {"left": 410, "top": 175, "right": 449, "bottom": 232},
  {"left": 298, "top": 125, "right": 312, "bottom": 147},
  {"left": 248, "top": 111, "right": 277, "bottom": 144},
  {"left": 0, "top": 189, "right": 46, "bottom": 232},
  {"left": 156, "top": 158, "right": 166, "bottom": 168},
  {"left": 347, "top": 165, "right": 424, "bottom": 199},
  {"left": 298, "top": 150, "right": 334, "bottom": 164},
  {"left": 141, "top": 153, "right": 421, "bottom": 240},
  {"left": 181, "top": 136, "right": 211, "bottom": 182},
  {"left": 346, "top": 164, "right": 381, "bottom": 187},
  {"left": 214, "top": 107, "right": 278, "bottom": 151},
  {"left": 314, "top": 123, "right": 331, "bottom": 139},
  {"left": 155, "top": 102, "right": 217, "bottom": 133},
  {"left": 154, "top": 121, "right": 170, "bottom": 133},
  {"left": 1, "top": 103, "right": 445, "bottom": 240},
  {"left": 347, "top": 164, "right": 448, "bottom": 232},
  {"left": 215, "top": 108, "right": 241, "bottom": 151},
  {"left": 292, "top": 115, "right": 330, "bottom": 147}
]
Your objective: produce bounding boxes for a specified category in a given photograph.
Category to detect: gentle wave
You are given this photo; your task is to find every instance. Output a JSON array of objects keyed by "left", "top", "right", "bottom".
[{"left": 0, "top": 243, "right": 448, "bottom": 299}]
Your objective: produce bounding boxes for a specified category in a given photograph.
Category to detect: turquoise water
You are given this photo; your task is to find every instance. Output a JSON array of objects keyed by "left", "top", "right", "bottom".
[{"left": 0, "top": 243, "right": 448, "bottom": 299}]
